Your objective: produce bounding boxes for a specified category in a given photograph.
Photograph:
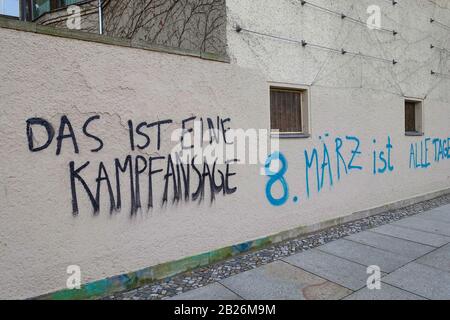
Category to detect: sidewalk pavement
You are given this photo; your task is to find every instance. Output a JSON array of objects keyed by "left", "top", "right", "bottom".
[{"left": 169, "top": 204, "right": 450, "bottom": 300}]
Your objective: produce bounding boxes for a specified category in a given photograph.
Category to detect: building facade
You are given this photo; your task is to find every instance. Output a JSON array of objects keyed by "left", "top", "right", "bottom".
[{"left": 0, "top": 0, "right": 449, "bottom": 299}]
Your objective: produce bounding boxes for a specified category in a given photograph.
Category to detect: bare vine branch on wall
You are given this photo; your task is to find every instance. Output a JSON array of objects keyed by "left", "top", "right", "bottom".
[{"left": 36, "top": 0, "right": 227, "bottom": 55}]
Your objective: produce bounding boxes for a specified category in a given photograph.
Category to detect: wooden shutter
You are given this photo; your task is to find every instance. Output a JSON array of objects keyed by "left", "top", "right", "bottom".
[
  {"left": 270, "top": 88, "right": 302, "bottom": 133},
  {"left": 405, "top": 102, "right": 416, "bottom": 132},
  {"left": 50, "top": 0, "right": 59, "bottom": 10}
]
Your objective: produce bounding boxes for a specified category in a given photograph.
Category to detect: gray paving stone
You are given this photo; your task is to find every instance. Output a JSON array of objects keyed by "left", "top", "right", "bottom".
[
  {"left": 316, "top": 239, "right": 412, "bottom": 273},
  {"left": 392, "top": 217, "right": 450, "bottom": 237},
  {"left": 371, "top": 224, "right": 450, "bottom": 247},
  {"left": 416, "top": 244, "right": 450, "bottom": 273},
  {"left": 416, "top": 209, "right": 450, "bottom": 224},
  {"left": 167, "top": 283, "right": 242, "bottom": 300},
  {"left": 382, "top": 262, "right": 450, "bottom": 300},
  {"left": 219, "top": 260, "right": 352, "bottom": 300},
  {"left": 345, "top": 231, "right": 435, "bottom": 259},
  {"left": 283, "top": 249, "right": 370, "bottom": 291},
  {"left": 344, "top": 283, "right": 426, "bottom": 300},
  {"left": 433, "top": 204, "right": 450, "bottom": 213}
]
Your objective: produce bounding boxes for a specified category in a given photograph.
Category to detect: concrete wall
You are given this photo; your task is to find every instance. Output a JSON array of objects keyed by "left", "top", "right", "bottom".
[
  {"left": 0, "top": 24, "right": 269, "bottom": 299},
  {"left": 0, "top": 0, "right": 449, "bottom": 299}
]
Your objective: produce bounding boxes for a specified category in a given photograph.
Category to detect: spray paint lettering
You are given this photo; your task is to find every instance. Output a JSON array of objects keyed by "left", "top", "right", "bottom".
[
  {"left": 264, "top": 151, "right": 289, "bottom": 206},
  {"left": 304, "top": 135, "right": 363, "bottom": 198},
  {"left": 265, "top": 134, "right": 396, "bottom": 205},
  {"left": 372, "top": 136, "right": 394, "bottom": 175},
  {"left": 409, "top": 137, "right": 450, "bottom": 169},
  {"left": 26, "top": 115, "right": 238, "bottom": 216}
]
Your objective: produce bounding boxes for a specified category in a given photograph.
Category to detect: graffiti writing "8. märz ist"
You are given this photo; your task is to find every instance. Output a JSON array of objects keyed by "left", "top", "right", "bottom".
[{"left": 265, "top": 135, "right": 394, "bottom": 206}]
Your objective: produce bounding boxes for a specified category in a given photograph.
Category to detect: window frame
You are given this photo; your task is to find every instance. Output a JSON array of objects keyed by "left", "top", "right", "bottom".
[
  {"left": 28, "top": 0, "right": 88, "bottom": 21},
  {"left": 269, "top": 83, "right": 310, "bottom": 139},
  {"left": 0, "top": 0, "right": 20, "bottom": 18},
  {"left": 404, "top": 98, "right": 424, "bottom": 136}
]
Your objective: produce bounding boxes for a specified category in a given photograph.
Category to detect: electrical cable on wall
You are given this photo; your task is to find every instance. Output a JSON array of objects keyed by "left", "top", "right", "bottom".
[
  {"left": 235, "top": 25, "right": 398, "bottom": 65},
  {"left": 299, "top": 0, "right": 398, "bottom": 36},
  {"left": 430, "top": 18, "right": 450, "bottom": 30},
  {"left": 431, "top": 44, "right": 450, "bottom": 53},
  {"left": 385, "top": 0, "right": 398, "bottom": 5},
  {"left": 233, "top": 0, "right": 446, "bottom": 99},
  {"left": 431, "top": 70, "right": 450, "bottom": 78}
]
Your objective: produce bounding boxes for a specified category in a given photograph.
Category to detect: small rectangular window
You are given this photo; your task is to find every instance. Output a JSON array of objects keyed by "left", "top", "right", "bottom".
[
  {"left": 270, "top": 87, "right": 309, "bottom": 137},
  {"left": 404, "top": 99, "right": 423, "bottom": 135}
]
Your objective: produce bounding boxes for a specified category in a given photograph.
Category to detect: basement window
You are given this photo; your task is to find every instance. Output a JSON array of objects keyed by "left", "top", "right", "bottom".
[
  {"left": 405, "top": 99, "right": 423, "bottom": 136},
  {"left": 270, "top": 86, "right": 309, "bottom": 138}
]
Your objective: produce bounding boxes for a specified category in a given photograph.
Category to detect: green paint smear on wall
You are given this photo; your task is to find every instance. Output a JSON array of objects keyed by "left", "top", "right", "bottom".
[
  {"left": 33, "top": 216, "right": 359, "bottom": 300},
  {"left": 36, "top": 236, "right": 275, "bottom": 300}
]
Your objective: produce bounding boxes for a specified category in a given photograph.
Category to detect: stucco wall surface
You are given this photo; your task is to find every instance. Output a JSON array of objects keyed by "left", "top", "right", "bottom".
[{"left": 0, "top": 26, "right": 270, "bottom": 299}]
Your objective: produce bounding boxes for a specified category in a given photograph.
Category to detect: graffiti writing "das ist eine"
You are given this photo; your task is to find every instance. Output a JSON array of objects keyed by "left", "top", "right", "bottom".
[{"left": 25, "top": 115, "right": 237, "bottom": 216}]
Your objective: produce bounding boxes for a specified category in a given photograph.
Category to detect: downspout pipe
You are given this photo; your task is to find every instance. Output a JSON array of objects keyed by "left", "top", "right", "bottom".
[{"left": 98, "top": 0, "right": 103, "bottom": 34}]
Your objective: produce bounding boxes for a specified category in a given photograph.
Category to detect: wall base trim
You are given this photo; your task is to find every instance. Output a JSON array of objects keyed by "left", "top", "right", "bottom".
[{"left": 35, "top": 187, "right": 450, "bottom": 300}]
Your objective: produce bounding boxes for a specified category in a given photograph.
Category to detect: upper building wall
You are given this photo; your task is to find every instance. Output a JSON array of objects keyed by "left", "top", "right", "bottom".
[{"left": 226, "top": 0, "right": 450, "bottom": 102}]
